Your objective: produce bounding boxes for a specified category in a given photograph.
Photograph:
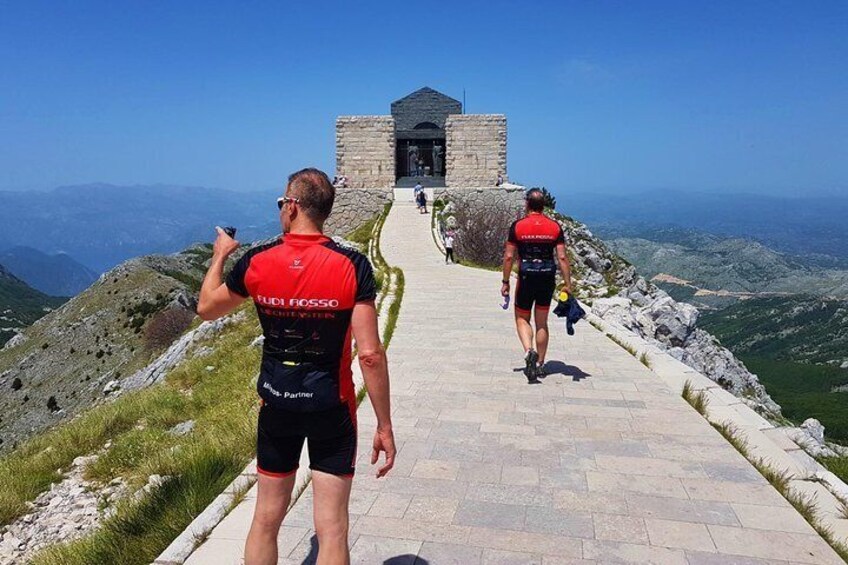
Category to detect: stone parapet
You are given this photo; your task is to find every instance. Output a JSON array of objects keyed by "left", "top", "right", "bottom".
[
  {"left": 445, "top": 114, "right": 507, "bottom": 188},
  {"left": 336, "top": 116, "right": 396, "bottom": 189},
  {"left": 325, "top": 187, "right": 393, "bottom": 238},
  {"left": 432, "top": 186, "right": 525, "bottom": 216}
]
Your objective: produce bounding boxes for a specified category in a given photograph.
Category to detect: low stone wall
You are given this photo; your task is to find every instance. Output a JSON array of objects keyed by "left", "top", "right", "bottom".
[
  {"left": 335, "top": 116, "right": 395, "bottom": 188},
  {"left": 433, "top": 186, "right": 524, "bottom": 216},
  {"left": 445, "top": 114, "right": 507, "bottom": 187},
  {"left": 324, "top": 187, "right": 393, "bottom": 238}
]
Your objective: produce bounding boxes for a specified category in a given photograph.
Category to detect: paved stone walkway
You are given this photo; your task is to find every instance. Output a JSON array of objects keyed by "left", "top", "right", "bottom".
[{"left": 188, "top": 202, "right": 843, "bottom": 564}]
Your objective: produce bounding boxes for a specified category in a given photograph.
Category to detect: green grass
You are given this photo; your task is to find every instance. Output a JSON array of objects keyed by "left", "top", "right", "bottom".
[
  {"left": 740, "top": 356, "right": 848, "bottom": 443},
  {"left": 818, "top": 455, "right": 848, "bottom": 488},
  {"left": 681, "top": 380, "right": 709, "bottom": 417},
  {"left": 605, "top": 333, "right": 638, "bottom": 357},
  {"left": 345, "top": 216, "right": 379, "bottom": 247},
  {"left": 1, "top": 306, "right": 261, "bottom": 564},
  {"left": 382, "top": 268, "right": 405, "bottom": 347}
]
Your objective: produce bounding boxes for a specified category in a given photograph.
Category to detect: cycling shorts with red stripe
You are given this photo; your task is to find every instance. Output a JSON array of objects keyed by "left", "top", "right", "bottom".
[
  {"left": 515, "top": 272, "right": 556, "bottom": 313},
  {"left": 256, "top": 403, "right": 357, "bottom": 478}
]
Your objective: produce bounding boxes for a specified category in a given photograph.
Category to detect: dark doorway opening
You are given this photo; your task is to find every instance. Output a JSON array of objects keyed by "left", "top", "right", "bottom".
[{"left": 395, "top": 138, "right": 446, "bottom": 182}]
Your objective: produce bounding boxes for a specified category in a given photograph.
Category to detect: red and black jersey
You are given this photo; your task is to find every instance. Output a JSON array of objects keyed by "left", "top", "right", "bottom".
[
  {"left": 226, "top": 233, "right": 376, "bottom": 415},
  {"left": 507, "top": 212, "right": 565, "bottom": 275}
]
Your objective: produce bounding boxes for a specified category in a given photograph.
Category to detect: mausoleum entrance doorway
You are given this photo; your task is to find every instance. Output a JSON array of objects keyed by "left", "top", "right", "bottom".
[{"left": 395, "top": 138, "right": 446, "bottom": 184}]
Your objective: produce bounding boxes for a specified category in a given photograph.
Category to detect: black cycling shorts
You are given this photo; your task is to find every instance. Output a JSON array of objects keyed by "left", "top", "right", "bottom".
[
  {"left": 515, "top": 273, "right": 556, "bottom": 313},
  {"left": 256, "top": 403, "right": 357, "bottom": 478}
]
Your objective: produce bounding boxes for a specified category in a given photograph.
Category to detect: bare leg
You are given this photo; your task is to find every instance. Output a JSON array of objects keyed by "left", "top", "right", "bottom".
[
  {"left": 515, "top": 308, "right": 534, "bottom": 353},
  {"left": 312, "top": 470, "right": 353, "bottom": 565},
  {"left": 244, "top": 473, "right": 296, "bottom": 565},
  {"left": 534, "top": 306, "right": 551, "bottom": 366}
]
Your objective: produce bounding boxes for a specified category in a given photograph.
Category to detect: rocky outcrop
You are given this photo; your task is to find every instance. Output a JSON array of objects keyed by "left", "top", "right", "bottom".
[
  {"left": 0, "top": 454, "right": 127, "bottom": 565},
  {"left": 555, "top": 214, "right": 782, "bottom": 417},
  {"left": 122, "top": 311, "right": 245, "bottom": 391}
]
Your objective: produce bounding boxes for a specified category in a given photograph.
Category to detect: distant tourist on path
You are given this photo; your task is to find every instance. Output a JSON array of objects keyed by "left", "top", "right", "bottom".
[
  {"left": 197, "top": 168, "right": 396, "bottom": 565},
  {"left": 414, "top": 182, "right": 423, "bottom": 211},
  {"left": 501, "top": 188, "right": 573, "bottom": 383},
  {"left": 416, "top": 189, "right": 428, "bottom": 214},
  {"left": 444, "top": 230, "right": 455, "bottom": 264},
  {"left": 496, "top": 174, "right": 504, "bottom": 187}
]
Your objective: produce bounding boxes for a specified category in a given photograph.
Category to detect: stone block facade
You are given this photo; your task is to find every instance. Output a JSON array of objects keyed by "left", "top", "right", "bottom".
[
  {"left": 336, "top": 116, "right": 395, "bottom": 188},
  {"left": 445, "top": 114, "right": 507, "bottom": 188},
  {"left": 433, "top": 187, "right": 525, "bottom": 218},
  {"left": 324, "top": 187, "right": 392, "bottom": 238}
]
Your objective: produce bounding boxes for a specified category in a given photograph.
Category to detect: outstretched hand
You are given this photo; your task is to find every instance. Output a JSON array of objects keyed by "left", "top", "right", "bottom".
[
  {"left": 213, "top": 226, "right": 240, "bottom": 259},
  {"left": 371, "top": 426, "right": 396, "bottom": 478}
]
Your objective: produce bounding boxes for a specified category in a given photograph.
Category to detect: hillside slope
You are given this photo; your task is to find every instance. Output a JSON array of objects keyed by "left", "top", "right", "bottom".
[
  {"left": 0, "top": 245, "right": 211, "bottom": 452},
  {"left": 0, "top": 264, "right": 65, "bottom": 346},
  {"left": 700, "top": 295, "right": 848, "bottom": 367}
]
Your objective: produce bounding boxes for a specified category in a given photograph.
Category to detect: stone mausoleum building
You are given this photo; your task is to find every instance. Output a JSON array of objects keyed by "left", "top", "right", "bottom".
[{"left": 336, "top": 87, "right": 507, "bottom": 189}]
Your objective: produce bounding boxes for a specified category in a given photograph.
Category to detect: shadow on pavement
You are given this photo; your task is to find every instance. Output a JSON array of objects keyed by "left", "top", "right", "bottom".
[
  {"left": 511, "top": 360, "right": 591, "bottom": 382},
  {"left": 541, "top": 360, "right": 592, "bottom": 382}
]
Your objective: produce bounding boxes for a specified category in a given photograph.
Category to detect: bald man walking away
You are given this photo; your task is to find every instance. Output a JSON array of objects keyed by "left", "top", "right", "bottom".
[
  {"left": 197, "top": 168, "right": 396, "bottom": 565},
  {"left": 501, "top": 189, "right": 573, "bottom": 383}
]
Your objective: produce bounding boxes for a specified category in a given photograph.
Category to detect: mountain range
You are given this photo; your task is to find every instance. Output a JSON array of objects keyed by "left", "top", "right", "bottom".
[
  {"left": 593, "top": 225, "right": 848, "bottom": 309},
  {"left": 0, "top": 247, "right": 97, "bottom": 297},
  {"left": 562, "top": 190, "right": 848, "bottom": 263},
  {"left": 0, "top": 184, "right": 281, "bottom": 273}
]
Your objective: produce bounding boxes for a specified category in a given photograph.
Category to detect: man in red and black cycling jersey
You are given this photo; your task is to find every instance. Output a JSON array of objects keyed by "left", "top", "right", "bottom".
[
  {"left": 197, "top": 168, "right": 395, "bottom": 565},
  {"left": 501, "top": 188, "right": 573, "bottom": 383}
]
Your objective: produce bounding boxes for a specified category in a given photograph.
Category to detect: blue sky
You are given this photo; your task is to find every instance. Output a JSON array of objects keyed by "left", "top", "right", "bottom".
[{"left": 1, "top": 1, "right": 846, "bottom": 197}]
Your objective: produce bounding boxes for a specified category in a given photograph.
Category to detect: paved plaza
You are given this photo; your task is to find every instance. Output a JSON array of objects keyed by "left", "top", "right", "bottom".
[{"left": 187, "top": 202, "right": 843, "bottom": 564}]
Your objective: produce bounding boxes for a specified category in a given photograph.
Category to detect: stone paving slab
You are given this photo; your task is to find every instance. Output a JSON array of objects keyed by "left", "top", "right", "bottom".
[{"left": 183, "top": 202, "right": 843, "bottom": 564}]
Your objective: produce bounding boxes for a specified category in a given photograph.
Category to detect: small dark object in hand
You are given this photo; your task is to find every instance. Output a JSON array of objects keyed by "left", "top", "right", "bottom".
[{"left": 222, "top": 226, "right": 237, "bottom": 238}]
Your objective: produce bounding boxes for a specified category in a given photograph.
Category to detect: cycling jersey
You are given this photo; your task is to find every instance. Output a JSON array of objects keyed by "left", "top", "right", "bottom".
[
  {"left": 506, "top": 212, "right": 565, "bottom": 275},
  {"left": 507, "top": 213, "right": 564, "bottom": 312},
  {"left": 226, "top": 232, "right": 376, "bottom": 477}
]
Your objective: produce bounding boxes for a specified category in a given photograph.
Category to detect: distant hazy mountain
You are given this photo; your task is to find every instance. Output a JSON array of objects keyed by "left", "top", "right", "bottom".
[
  {"left": 0, "top": 246, "right": 97, "bottom": 296},
  {"left": 0, "top": 264, "right": 65, "bottom": 345},
  {"left": 0, "top": 184, "right": 281, "bottom": 272},
  {"left": 562, "top": 191, "right": 848, "bottom": 262}
]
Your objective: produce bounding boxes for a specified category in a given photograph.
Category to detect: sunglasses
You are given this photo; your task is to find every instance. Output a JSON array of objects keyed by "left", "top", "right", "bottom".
[{"left": 277, "top": 196, "right": 300, "bottom": 210}]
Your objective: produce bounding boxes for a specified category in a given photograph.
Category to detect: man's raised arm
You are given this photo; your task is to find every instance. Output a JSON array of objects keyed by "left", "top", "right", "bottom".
[
  {"left": 351, "top": 300, "right": 396, "bottom": 478},
  {"left": 197, "top": 227, "right": 247, "bottom": 320}
]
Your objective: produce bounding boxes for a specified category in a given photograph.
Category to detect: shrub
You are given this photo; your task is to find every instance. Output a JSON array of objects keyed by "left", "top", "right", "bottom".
[
  {"left": 451, "top": 202, "right": 516, "bottom": 268},
  {"left": 143, "top": 308, "right": 195, "bottom": 351}
]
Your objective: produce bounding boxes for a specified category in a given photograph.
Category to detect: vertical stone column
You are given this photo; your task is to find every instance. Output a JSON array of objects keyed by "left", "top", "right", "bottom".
[
  {"left": 335, "top": 116, "right": 396, "bottom": 188},
  {"left": 445, "top": 114, "right": 507, "bottom": 187}
]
